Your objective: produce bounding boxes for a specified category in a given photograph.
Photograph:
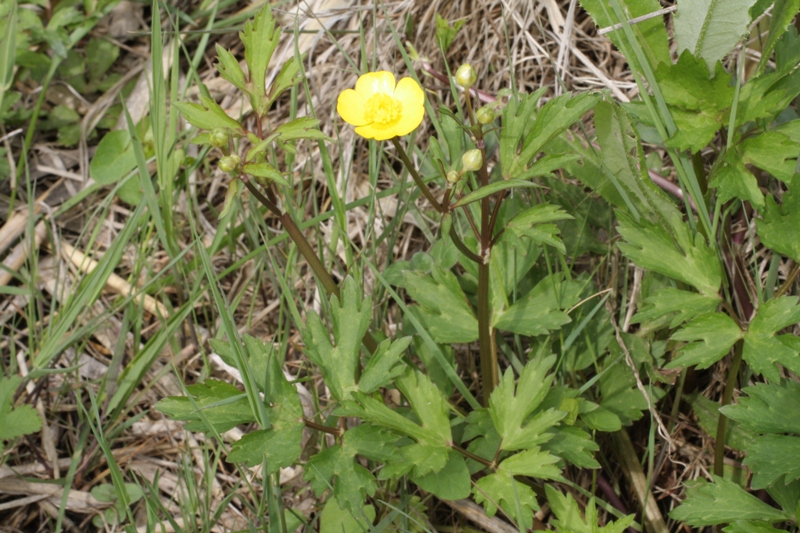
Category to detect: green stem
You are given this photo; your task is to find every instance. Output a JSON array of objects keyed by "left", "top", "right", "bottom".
[
  {"left": 466, "top": 89, "right": 499, "bottom": 405},
  {"left": 242, "top": 178, "right": 378, "bottom": 354},
  {"left": 715, "top": 340, "right": 743, "bottom": 477},
  {"left": 775, "top": 262, "right": 800, "bottom": 298}
]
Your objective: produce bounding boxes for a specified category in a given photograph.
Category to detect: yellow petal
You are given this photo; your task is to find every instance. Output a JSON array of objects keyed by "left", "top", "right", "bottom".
[
  {"left": 392, "top": 77, "right": 425, "bottom": 136},
  {"left": 355, "top": 123, "right": 396, "bottom": 141},
  {"left": 337, "top": 88, "right": 367, "bottom": 126},
  {"left": 355, "top": 71, "right": 396, "bottom": 99}
]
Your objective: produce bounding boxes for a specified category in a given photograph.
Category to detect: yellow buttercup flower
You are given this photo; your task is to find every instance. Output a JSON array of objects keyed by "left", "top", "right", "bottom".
[{"left": 337, "top": 71, "right": 424, "bottom": 141}]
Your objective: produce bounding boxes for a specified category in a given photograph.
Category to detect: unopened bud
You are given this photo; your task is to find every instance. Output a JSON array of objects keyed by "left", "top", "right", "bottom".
[
  {"left": 455, "top": 63, "right": 477, "bottom": 89},
  {"left": 210, "top": 128, "right": 229, "bottom": 148},
  {"left": 461, "top": 149, "right": 483, "bottom": 172},
  {"left": 446, "top": 170, "right": 460, "bottom": 184},
  {"left": 476, "top": 106, "right": 495, "bottom": 124},
  {"left": 218, "top": 154, "right": 240, "bottom": 173}
]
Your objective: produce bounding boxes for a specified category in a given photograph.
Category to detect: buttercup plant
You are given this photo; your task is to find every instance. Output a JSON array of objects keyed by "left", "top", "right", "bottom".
[{"left": 158, "top": 2, "right": 660, "bottom": 531}]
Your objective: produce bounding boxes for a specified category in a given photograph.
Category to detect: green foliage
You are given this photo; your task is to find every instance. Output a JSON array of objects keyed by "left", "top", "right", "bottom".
[
  {"left": 0, "top": 375, "right": 42, "bottom": 446},
  {"left": 546, "top": 485, "right": 635, "bottom": 533},
  {"left": 435, "top": 13, "right": 465, "bottom": 51}
]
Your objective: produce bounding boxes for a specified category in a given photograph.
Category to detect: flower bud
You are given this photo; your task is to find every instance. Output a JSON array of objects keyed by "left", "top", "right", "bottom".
[
  {"left": 446, "top": 170, "right": 460, "bottom": 184},
  {"left": 461, "top": 149, "right": 483, "bottom": 172},
  {"left": 455, "top": 63, "right": 477, "bottom": 89},
  {"left": 218, "top": 154, "right": 240, "bottom": 173},
  {"left": 210, "top": 128, "right": 229, "bottom": 148},
  {"left": 476, "top": 106, "right": 495, "bottom": 125}
]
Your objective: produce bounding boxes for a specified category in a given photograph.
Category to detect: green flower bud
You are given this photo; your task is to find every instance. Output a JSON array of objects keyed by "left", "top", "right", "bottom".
[
  {"left": 210, "top": 128, "right": 229, "bottom": 148},
  {"left": 455, "top": 63, "right": 477, "bottom": 89},
  {"left": 461, "top": 149, "right": 483, "bottom": 172},
  {"left": 446, "top": 170, "right": 460, "bottom": 184},
  {"left": 218, "top": 154, "right": 240, "bottom": 173},
  {"left": 476, "top": 106, "right": 495, "bottom": 124}
]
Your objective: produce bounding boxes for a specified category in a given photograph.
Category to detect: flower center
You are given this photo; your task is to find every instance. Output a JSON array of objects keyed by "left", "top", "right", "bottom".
[{"left": 364, "top": 93, "right": 401, "bottom": 127}]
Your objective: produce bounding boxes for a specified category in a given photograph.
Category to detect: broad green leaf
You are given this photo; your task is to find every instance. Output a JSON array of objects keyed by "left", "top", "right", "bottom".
[
  {"left": 489, "top": 355, "right": 567, "bottom": 451},
  {"left": 498, "top": 447, "right": 562, "bottom": 479},
  {"left": 721, "top": 380, "right": 800, "bottom": 434},
  {"left": 733, "top": 68, "right": 800, "bottom": 128},
  {"left": 668, "top": 312, "right": 742, "bottom": 369},
  {"left": 670, "top": 476, "right": 789, "bottom": 526},
  {"left": 632, "top": 287, "right": 722, "bottom": 328},
  {"left": 241, "top": 4, "right": 280, "bottom": 117},
  {"left": 341, "top": 424, "right": 399, "bottom": 463},
  {"left": 303, "top": 278, "right": 372, "bottom": 401},
  {"left": 541, "top": 426, "right": 601, "bottom": 469},
  {"left": 546, "top": 485, "right": 636, "bottom": 533},
  {"left": 411, "top": 450, "right": 470, "bottom": 500},
  {"left": 226, "top": 424, "right": 303, "bottom": 471},
  {"left": 474, "top": 471, "right": 539, "bottom": 529},
  {"left": 674, "top": 0, "right": 760, "bottom": 71},
  {"left": 744, "top": 435, "right": 800, "bottom": 489},
  {"left": 452, "top": 180, "right": 542, "bottom": 208},
  {"left": 90, "top": 130, "right": 136, "bottom": 186},
  {"left": 319, "top": 498, "right": 375, "bottom": 533},
  {"left": 503, "top": 92, "right": 600, "bottom": 180},
  {"left": 739, "top": 131, "right": 798, "bottom": 182},
  {"left": 710, "top": 159, "right": 766, "bottom": 207},
  {"left": 403, "top": 264, "right": 478, "bottom": 343},
  {"left": 757, "top": 174, "right": 800, "bottom": 262},
  {"left": 617, "top": 212, "right": 722, "bottom": 298},
  {"left": 503, "top": 203, "right": 573, "bottom": 253},
  {"left": 85, "top": 37, "right": 119, "bottom": 82},
  {"left": 650, "top": 52, "right": 734, "bottom": 152},
  {"left": 599, "top": 364, "right": 663, "bottom": 426},
  {"left": 358, "top": 337, "right": 411, "bottom": 394},
  {"left": 395, "top": 370, "right": 452, "bottom": 447},
  {"left": 743, "top": 296, "right": 800, "bottom": 381},
  {"left": 0, "top": 375, "right": 41, "bottom": 442},
  {"left": 174, "top": 95, "right": 245, "bottom": 134},
  {"left": 500, "top": 88, "right": 547, "bottom": 178},
  {"left": 493, "top": 274, "right": 582, "bottom": 336},
  {"left": 155, "top": 380, "right": 254, "bottom": 433},
  {"left": 578, "top": 0, "right": 671, "bottom": 69},
  {"left": 215, "top": 44, "right": 247, "bottom": 94}
]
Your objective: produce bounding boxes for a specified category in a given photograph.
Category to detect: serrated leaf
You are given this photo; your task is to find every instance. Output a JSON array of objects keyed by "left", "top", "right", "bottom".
[
  {"left": 757, "top": 174, "right": 800, "bottom": 262},
  {"left": 474, "top": 471, "right": 539, "bottom": 530},
  {"left": 688, "top": 393, "right": 756, "bottom": 451},
  {"left": 395, "top": 369, "right": 452, "bottom": 446},
  {"left": 155, "top": 379, "right": 255, "bottom": 433},
  {"left": 541, "top": 426, "right": 601, "bottom": 469},
  {"left": 599, "top": 364, "right": 662, "bottom": 426},
  {"left": 710, "top": 159, "right": 765, "bottom": 207},
  {"left": 411, "top": 450, "right": 470, "bottom": 500},
  {"left": 0, "top": 376, "right": 42, "bottom": 441},
  {"left": 174, "top": 95, "right": 245, "bottom": 134},
  {"left": 724, "top": 521, "right": 789, "bottom": 533},
  {"left": 489, "top": 355, "right": 567, "bottom": 451},
  {"left": 358, "top": 336, "right": 411, "bottom": 394},
  {"left": 503, "top": 92, "right": 601, "bottom": 180},
  {"left": 214, "top": 44, "right": 247, "bottom": 94},
  {"left": 226, "top": 424, "right": 303, "bottom": 470},
  {"left": 247, "top": 117, "right": 330, "bottom": 159},
  {"left": 493, "top": 274, "right": 582, "bottom": 336},
  {"left": 721, "top": 380, "right": 800, "bottom": 434},
  {"left": 498, "top": 447, "right": 562, "bottom": 479},
  {"left": 503, "top": 203, "right": 573, "bottom": 253},
  {"left": 319, "top": 498, "right": 375, "bottom": 533},
  {"left": 744, "top": 435, "right": 800, "bottom": 489},
  {"left": 435, "top": 13, "right": 465, "bottom": 51},
  {"left": 267, "top": 53, "right": 306, "bottom": 109},
  {"left": 546, "top": 485, "right": 636, "bottom": 533},
  {"left": 670, "top": 476, "right": 789, "bottom": 526},
  {"left": 668, "top": 312, "right": 742, "bottom": 369},
  {"left": 743, "top": 296, "right": 800, "bottom": 381},
  {"left": 241, "top": 4, "right": 280, "bottom": 117},
  {"left": 341, "top": 424, "right": 398, "bottom": 463},
  {"left": 303, "top": 278, "right": 372, "bottom": 401},
  {"left": 617, "top": 212, "right": 722, "bottom": 298},
  {"left": 632, "top": 287, "right": 722, "bottom": 328},
  {"left": 674, "top": 0, "right": 760, "bottom": 71},
  {"left": 756, "top": 0, "right": 800, "bottom": 73},
  {"left": 403, "top": 264, "right": 478, "bottom": 343}
]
